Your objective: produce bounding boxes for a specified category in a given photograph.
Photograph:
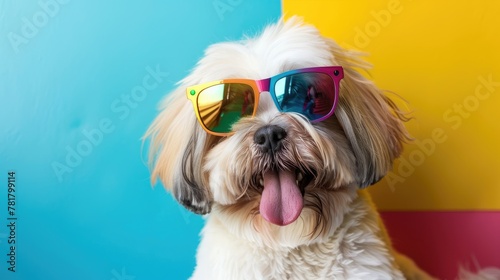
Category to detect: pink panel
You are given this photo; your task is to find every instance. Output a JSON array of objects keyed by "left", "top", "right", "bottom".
[{"left": 381, "top": 211, "right": 500, "bottom": 279}]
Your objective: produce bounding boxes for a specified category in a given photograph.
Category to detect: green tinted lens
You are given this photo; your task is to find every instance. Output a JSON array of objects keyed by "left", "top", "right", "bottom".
[
  {"left": 197, "top": 83, "right": 255, "bottom": 133},
  {"left": 274, "top": 72, "right": 335, "bottom": 120}
]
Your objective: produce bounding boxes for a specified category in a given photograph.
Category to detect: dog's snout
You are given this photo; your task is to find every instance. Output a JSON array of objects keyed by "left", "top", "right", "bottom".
[{"left": 253, "top": 125, "right": 287, "bottom": 154}]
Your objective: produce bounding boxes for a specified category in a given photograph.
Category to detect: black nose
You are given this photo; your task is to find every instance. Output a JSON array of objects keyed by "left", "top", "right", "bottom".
[{"left": 253, "top": 125, "right": 287, "bottom": 154}]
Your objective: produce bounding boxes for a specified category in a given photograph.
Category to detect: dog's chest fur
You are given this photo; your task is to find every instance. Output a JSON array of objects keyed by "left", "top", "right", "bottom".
[{"left": 191, "top": 192, "right": 404, "bottom": 280}]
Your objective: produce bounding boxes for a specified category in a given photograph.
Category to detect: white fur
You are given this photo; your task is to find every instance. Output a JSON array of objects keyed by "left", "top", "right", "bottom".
[
  {"left": 146, "top": 17, "right": 442, "bottom": 280},
  {"left": 192, "top": 191, "right": 405, "bottom": 280}
]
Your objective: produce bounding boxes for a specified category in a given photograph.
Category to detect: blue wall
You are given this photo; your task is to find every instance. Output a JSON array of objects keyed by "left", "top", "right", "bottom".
[{"left": 0, "top": 1, "right": 281, "bottom": 279}]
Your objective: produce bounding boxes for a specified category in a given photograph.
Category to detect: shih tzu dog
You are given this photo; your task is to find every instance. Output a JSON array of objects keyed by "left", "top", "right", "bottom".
[{"left": 145, "top": 17, "right": 435, "bottom": 279}]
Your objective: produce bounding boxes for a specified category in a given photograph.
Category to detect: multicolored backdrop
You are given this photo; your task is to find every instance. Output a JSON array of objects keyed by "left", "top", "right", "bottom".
[
  {"left": 283, "top": 1, "right": 500, "bottom": 278},
  {"left": 1, "top": 1, "right": 498, "bottom": 279}
]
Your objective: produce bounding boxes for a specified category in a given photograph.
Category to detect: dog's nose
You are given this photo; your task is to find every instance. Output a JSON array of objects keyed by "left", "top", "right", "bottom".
[{"left": 253, "top": 125, "right": 287, "bottom": 154}]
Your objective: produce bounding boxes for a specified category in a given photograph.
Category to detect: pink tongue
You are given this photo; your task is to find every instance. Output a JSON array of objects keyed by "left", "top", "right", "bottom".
[{"left": 259, "top": 169, "right": 304, "bottom": 226}]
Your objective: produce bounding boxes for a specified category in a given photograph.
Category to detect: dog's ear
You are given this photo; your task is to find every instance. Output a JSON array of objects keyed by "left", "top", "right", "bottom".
[
  {"left": 144, "top": 86, "right": 213, "bottom": 214},
  {"left": 328, "top": 41, "right": 410, "bottom": 188}
]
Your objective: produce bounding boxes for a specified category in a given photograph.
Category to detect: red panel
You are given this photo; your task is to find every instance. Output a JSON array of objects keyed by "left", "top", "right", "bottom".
[{"left": 381, "top": 211, "right": 500, "bottom": 279}]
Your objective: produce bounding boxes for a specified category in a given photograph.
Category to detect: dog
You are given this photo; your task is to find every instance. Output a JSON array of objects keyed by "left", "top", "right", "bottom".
[{"left": 145, "top": 17, "right": 436, "bottom": 279}]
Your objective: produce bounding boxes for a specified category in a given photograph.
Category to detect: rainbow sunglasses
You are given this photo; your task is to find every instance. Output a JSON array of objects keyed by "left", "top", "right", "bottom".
[{"left": 187, "top": 66, "right": 344, "bottom": 136}]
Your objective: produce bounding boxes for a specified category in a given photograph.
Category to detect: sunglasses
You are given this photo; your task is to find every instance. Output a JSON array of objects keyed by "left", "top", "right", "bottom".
[{"left": 186, "top": 66, "right": 344, "bottom": 136}]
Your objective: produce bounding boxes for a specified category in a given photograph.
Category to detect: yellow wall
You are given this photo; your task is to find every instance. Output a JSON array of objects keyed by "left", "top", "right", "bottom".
[{"left": 283, "top": 0, "right": 500, "bottom": 210}]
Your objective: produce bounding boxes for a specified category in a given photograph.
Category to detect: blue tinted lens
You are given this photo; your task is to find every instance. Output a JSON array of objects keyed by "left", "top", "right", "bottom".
[{"left": 273, "top": 72, "right": 336, "bottom": 120}]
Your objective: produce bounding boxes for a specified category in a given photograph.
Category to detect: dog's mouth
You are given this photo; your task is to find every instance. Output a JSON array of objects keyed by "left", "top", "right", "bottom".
[{"left": 257, "top": 168, "right": 314, "bottom": 226}]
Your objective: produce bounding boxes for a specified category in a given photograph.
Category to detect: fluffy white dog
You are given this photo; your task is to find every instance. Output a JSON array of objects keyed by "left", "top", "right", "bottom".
[{"left": 145, "top": 17, "right": 436, "bottom": 279}]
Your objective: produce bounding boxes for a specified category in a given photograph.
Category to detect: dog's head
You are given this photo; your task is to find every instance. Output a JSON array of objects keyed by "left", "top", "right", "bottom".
[{"left": 145, "top": 17, "right": 409, "bottom": 247}]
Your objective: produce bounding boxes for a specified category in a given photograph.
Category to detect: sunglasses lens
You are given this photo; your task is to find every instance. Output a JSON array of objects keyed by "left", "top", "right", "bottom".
[
  {"left": 197, "top": 83, "right": 255, "bottom": 133},
  {"left": 274, "top": 72, "right": 336, "bottom": 120}
]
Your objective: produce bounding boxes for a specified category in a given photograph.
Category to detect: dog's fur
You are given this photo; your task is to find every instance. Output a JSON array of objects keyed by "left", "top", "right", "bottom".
[{"left": 145, "top": 17, "right": 436, "bottom": 279}]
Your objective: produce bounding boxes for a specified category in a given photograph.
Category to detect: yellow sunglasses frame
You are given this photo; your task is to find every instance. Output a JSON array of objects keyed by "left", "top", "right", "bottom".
[{"left": 186, "top": 79, "right": 262, "bottom": 137}]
